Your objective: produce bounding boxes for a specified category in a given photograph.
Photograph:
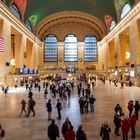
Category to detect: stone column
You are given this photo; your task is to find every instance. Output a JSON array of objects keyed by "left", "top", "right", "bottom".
[
  {"left": 78, "top": 42, "right": 84, "bottom": 69},
  {"left": 1, "top": 20, "right": 11, "bottom": 85},
  {"left": 58, "top": 42, "right": 64, "bottom": 68},
  {"left": 129, "top": 20, "right": 139, "bottom": 84}
]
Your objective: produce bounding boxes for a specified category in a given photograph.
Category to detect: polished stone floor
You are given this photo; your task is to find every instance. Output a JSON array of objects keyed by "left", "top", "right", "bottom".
[{"left": 0, "top": 80, "right": 140, "bottom": 140}]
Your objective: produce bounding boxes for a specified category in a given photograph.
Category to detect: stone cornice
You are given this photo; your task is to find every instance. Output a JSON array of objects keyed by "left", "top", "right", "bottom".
[{"left": 0, "top": 1, "right": 42, "bottom": 46}]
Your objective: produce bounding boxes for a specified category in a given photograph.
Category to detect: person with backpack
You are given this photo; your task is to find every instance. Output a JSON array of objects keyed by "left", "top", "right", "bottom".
[
  {"left": 0, "top": 124, "right": 5, "bottom": 138},
  {"left": 26, "top": 96, "right": 36, "bottom": 117},
  {"left": 56, "top": 99, "right": 62, "bottom": 120}
]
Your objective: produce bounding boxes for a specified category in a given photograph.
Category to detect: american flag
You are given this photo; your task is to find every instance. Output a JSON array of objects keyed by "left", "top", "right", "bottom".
[{"left": 0, "top": 37, "right": 4, "bottom": 52}]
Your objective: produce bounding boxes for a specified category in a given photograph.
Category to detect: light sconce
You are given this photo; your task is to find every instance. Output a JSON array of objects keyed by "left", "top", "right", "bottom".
[
  {"left": 10, "top": 59, "right": 16, "bottom": 66},
  {"left": 125, "top": 51, "right": 130, "bottom": 59}
]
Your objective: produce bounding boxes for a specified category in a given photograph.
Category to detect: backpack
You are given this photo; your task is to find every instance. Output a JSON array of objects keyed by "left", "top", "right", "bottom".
[{"left": 1, "top": 129, "right": 5, "bottom": 137}]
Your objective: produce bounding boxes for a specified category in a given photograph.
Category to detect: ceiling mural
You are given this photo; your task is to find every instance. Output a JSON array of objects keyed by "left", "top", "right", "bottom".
[
  {"left": 104, "top": 15, "right": 113, "bottom": 29},
  {"left": 4, "top": 0, "right": 136, "bottom": 38},
  {"left": 13, "top": 0, "right": 27, "bottom": 19},
  {"left": 27, "top": 15, "right": 38, "bottom": 29}
]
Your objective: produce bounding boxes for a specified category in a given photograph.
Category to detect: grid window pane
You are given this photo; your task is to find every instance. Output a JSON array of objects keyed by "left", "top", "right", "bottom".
[
  {"left": 44, "top": 35, "right": 58, "bottom": 62},
  {"left": 84, "top": 36, "right": 97, "bottom": 62},
  {"left": 64, "top": 35, "right": 78, "bottom": 62}
]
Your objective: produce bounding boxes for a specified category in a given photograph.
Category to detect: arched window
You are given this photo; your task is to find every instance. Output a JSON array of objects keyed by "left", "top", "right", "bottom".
[
  {"left": 64, "top": 34, "right": 78, "bottom": 62},
  {"left": 44, "top": 35, "right": 58, "bottom": 62},
  {"left": 120, "top": 3, "right": 131, "bottom": 19},
  {"left": 84, "top": 35, "right": 97, "bottom": 62},
  {"left": 26, "top": 20, "right": 32, "bottom": 31},
  {"left": 109, "top": 20, "right": 116, "bottom": 31},
  {"left": 10, "top": 3, "right": 21, "bottom": 19}
]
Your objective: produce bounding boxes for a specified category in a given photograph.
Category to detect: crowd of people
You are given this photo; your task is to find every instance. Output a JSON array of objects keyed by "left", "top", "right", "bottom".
[
  {"left": 113, "top": 100, "right": 140, "bottom": 140},
  {"left": 48, "top": 118, "right": 87, "bottom": 140},
  {"left": 0, "top": 77, "right": 140, "bottom": 140}
]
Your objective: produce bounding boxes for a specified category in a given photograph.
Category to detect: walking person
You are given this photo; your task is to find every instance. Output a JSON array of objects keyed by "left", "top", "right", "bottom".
[
  {"left": 38, "top": 84, "right": 41, "bottom": 93},
  {"left": 65, "top": 126, "right": 75, "bottom": 140},
  {"left": 134, "top": 101, "right": 140, "bottom": 120},
  {"left": 121, "top": 116, "right": 130, "bottom": 140},
  {"left": 0, "top": 124, "right": 5, "bottom": 138},
  {"left": 46, "top": 99, "right": 52, "bottom": 120},
  {"left": 128, "top": 100, "right": 134, "bottom": 118},
  {"left": 130, "top": 114, "right": 137, "bottom": 138},
  {"left": 26, "top": 97, "right": 36, "bottom": 117},
  {"left": 56, "top": 99, "right": 62, "bottom": 120},
  {"left": 44, "top": 87, "right": 48, "bottom": 99},
  {"left": 113, "top": 113, "right": 121, "bottom": 136},
  {"left": 48, "top": 119, "right": 59, "bottom": 140},
  {"left": 20, "top": 99, "right": 27, "bottom": 116},
  {"left": 62, "top": 117, "right": 72, "bottom": 140},
  {"left": 114, "top": 104, "right": 123, "bottom": 116},
  {"left": 76, "top": 124, "right": 87, "bottom": 140},
  {"left": 89, "top": 95, "right": 96, "bottom": 112},
  {"left": 4, "top": 86, "right": 8, "bottom": 97},
  {"left": 100, "top": 121, "right": 111, "bottom": 140}
]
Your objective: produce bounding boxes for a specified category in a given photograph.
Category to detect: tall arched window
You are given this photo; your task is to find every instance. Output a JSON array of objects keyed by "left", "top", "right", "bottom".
[
  {"left": 26, "top": 20, "right": 32, "bottom": 31},
  {"left": 10, "top": 3, "right": 21, "bottom": 20},
  {"left": 44, "top": 35, "right": 58, "bottom": 62},
  {"left": 120, "top": 3, "right": 131, "bottom": 19},
  {"left": 109, "top": 20, "right": 116, "bottom": 31},
  {"left": 84, "top": 35, "right": 97, "bottom": 62},
  {"left": 64, "top": 34, "right": 78, "bottom": 62}
]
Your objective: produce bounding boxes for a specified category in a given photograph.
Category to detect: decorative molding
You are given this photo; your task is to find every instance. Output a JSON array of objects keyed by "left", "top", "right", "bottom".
[
  {"left": 0, "top": 1, "right": 42, "bottom": 46},
  {"left": 99, "top": 2, "right": 140, "bottom": 45},
  {"left": 34, "top": 11, "right": 106, "bottom": 41}
]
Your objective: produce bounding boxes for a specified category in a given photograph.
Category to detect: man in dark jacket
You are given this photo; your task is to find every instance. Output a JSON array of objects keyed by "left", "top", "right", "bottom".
[
  {"left": 46, "top": 99, "right": 52, "bottom": 120},
  {"left": 89, "top": 95, "right": 96, "bottom": 112},
  {"left": 48, "top": 119, "right": 59, "bottom": 140},
  {"left": 76, "top": 125, "right": 87, "bottom": 140},
  {"left": 26, "top": 97, "right": 36, "bottom": 117},
  {"left": 56, "top": 99, "right": 62, "bottom": 120}
]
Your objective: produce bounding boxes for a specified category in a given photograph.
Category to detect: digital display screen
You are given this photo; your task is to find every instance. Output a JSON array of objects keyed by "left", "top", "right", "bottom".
[
  {"left": 29, "top": 68, "right": 34, "bottom": 74},
  {"left": 33, "top": 69, "right": 38, "bottom": 74},
  {"left": 19, "top": 68, "right": 23, "bottom": 74},
  {"left": 23, "top": 68, "right": 28, "bottom": 74}
]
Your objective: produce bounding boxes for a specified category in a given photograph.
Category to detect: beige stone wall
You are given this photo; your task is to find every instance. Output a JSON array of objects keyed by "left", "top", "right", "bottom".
[
  {"left": 98, "top": 2, "right": 140, "bottom": 83},
  {"left": 0, "top": 2, "right": 42, "bottom": 85}
]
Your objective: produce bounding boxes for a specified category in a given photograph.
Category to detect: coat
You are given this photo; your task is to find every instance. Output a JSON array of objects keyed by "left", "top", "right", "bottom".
[
  {"left": 65, "top": 130, "right": 75, "bottom": 140},
  {"left": 130, "top": 116, "right": 137, "bottom": 127},
  {"left": 76, "top": 129, "right": 87, "bottom": 140},
  {"left": 48, "top": 123, "right": 59, "bottom": 140},
  {"left": 121, "top": 119, "right": 130, "bottom": 134}
]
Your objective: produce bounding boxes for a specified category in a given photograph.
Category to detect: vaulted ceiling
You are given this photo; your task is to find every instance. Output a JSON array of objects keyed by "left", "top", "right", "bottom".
[{"left": 4, "top": 0, "right": 136, "bottom": 41}]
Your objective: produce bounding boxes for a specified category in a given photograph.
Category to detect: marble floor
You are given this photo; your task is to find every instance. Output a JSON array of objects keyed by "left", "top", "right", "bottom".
[{"left": 0, "top": 81, "right": 140, "bottom": 140}]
